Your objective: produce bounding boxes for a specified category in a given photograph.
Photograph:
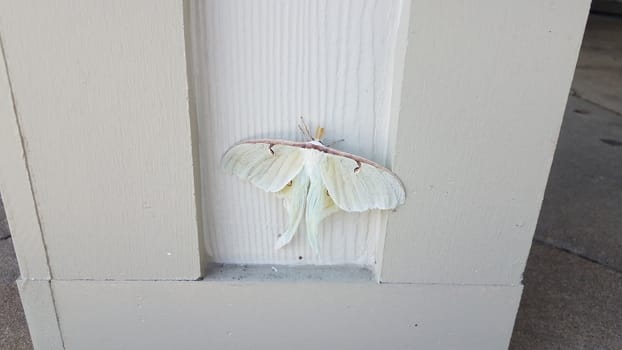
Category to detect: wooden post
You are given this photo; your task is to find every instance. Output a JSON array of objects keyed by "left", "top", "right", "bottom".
[{"left": 0, "top": 0, "right": 590, "bottom": 349}]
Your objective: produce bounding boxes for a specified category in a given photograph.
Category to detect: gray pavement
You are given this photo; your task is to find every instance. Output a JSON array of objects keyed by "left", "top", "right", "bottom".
[
  {"left": 534, "top": 97, "right": 622, "bottom": 271},
  {"left": 572, "top": 14, "right": 622, "bottom": 115},
  {"left": 510, "top": 242, "right": 622, "bottom": 349}
]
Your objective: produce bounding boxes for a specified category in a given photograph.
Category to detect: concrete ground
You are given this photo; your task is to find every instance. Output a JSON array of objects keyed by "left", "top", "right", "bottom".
[
  {"left": 511, "top": 241, "right": 622, "bottom": 349},
  {"left": 534, "top": 97, "right": 622, "bottom": 271},
  {"left": 509, "top": 97, "right": 622, "bottom": 350},
  {"left": 0, "top": 199, "right": 31, "bottom": 350},
  {"left": 572, "top": 13, "right": 622, "bottom": 115},
  {"left": 0, "top": 12, "right": 620, "bottom": 350}
]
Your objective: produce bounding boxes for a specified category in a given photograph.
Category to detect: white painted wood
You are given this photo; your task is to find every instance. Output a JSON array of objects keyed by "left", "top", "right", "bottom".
[
  {"left": 17, "top": 279, "right": 64, "bottom": 350},
  {"left": 1, "top": 2, "right": 591, "bottom": 348},
  {"left": 52, "top": 278, "right": 521, "bottom": 350},
  {"left": 0, "top": 36, "right": 50, "bottom": 280},
  {"left": 0, "top": 0, "right": 202, "bottom": 280},
  {"left": 381, "top": 0, "right": 591, "bottom": 284},
  {"left": 187, "top": 0, "right": 403, "bottom": 265}
]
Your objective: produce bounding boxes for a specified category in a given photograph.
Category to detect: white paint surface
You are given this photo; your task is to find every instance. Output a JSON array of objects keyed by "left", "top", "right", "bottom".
[
  {"left": 0, "top": 35, "right": 50, "bottom": 280},
  {"left": 17, "top": 280, "right": 63, "bottom": 350},
  {"left": 0, "top": 1, "right": 202, "bottom": 280},
  {"left": 0, "top": 0, "right": 591, "bottom": 348},
  {"left": 187, "top": 0, "right": 403, "bottom": 265},
  {"left": 381, "top": 0, "right": 591, "bottom": 284},
  {"left": 52, "top": 279, "right": 521, "bottom": 350}
]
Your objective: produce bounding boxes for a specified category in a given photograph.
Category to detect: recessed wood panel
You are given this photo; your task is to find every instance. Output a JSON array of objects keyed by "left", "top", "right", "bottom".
[{"left": 187, "top": 0, "right": 403, "bottom": 265}]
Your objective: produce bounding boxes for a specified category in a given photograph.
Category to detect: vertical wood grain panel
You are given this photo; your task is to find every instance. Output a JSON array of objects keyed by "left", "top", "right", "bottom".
[
  {"left": 381, "top": 0, "right": 591, "bottom": 284},
  {"left": 187, "top": 0, "right": 403, "bottom": 265},
  {"left": 0, "top": 1, "right": 202, "bottom": 280}
]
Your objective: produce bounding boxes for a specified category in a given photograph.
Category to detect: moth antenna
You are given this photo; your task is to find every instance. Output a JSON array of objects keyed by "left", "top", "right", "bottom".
[
  {"left": 299, "top": 116, "right": 313, "bottom": 140},
  {"left": 326, "top": 138, "right": 345, "bottom": 147},
  {"left": 297, "top": 124, "right": 310, "bottom": 140}
]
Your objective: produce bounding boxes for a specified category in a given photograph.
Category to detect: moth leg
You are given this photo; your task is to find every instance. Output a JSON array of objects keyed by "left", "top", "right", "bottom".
[
  {"left": 325, "top": 138, "right": 345, "bottom": 147},
  {"left": 305, "top": 179, "right": 340, "bottom": 254},
  {"left": 274, "top": 172, "right": 309, "bottom": 250},
  {"left": 354, "top": 160, "right": 362, "bottom": 173}
]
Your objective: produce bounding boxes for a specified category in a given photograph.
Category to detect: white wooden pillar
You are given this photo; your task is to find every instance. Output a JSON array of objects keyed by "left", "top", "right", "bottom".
[
  {"left": 381, "top": 0, "right": 592, "bottom": 284},
  {"left": 0, "top": 1, "right": 203, "bottom": 348},
  {"left": 0, "top": 1, "right": 590, "bottom": 349}
]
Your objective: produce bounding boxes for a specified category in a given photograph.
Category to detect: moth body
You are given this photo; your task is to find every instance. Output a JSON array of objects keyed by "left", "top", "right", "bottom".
[{"left": 302, "top": 143, "right": 323, "bottom": 179}]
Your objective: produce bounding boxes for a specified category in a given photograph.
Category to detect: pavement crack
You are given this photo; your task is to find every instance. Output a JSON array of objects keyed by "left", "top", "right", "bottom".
[{"left": 534, "top": 238, "right": 622, "bottom": 274}]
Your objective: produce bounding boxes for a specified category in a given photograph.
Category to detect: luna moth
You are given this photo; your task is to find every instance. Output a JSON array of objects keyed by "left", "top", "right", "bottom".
[{"left": 222, "top": 119, "right": 406, "bottom": 253}]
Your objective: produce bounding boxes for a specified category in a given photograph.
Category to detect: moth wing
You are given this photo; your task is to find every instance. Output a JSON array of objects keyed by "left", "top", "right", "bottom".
[
  {"left": 320, "top": 153, "right": 405, "bottom": 212},
  {"left": 305, "top": 178, "right": 340, "bottom": 253},
  {"left": 222, "top": 142, "right": 305, "bottom": 193},
  {"left": 274, "top": 171, "right": 309, "bottom": 250}
]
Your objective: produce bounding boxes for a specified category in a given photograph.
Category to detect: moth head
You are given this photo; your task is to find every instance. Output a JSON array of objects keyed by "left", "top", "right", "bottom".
[
  {"left": 298, "top": 116, "right": 325, "bottom": 144},
  {"left": 298, "top": 117, "right": 339, "bottom": 146}
]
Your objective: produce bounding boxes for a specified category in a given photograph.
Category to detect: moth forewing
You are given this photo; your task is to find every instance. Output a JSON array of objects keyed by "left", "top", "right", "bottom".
[
  {"left": 222, "top": 142, "right": 305, "bottom": 193},
  {"left": 319, "top": 153, "right": 406, "bottom": 212}
]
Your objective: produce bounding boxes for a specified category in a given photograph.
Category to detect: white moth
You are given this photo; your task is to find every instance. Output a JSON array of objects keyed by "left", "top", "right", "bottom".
[{"left": 222, "top": 119, "right": 406, "bottom": 253}]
